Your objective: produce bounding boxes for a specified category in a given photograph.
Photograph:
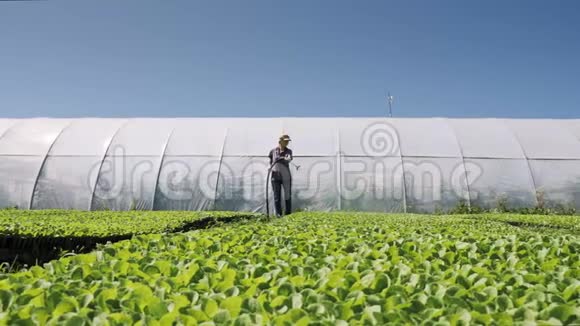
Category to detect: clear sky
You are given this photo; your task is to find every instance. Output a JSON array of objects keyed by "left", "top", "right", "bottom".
[{"left": 0, "top": 1, "right": 579, "bottom": 118}]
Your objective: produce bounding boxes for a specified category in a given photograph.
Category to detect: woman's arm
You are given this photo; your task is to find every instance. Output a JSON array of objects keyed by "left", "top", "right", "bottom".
[{"left": 285, "top": 149, "right": 293, "bottom": 161}]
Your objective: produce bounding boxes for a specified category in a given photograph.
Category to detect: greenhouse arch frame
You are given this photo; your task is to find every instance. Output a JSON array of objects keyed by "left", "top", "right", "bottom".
[{"left": 0, "top": 117, "right": 578, "bottom": 213}]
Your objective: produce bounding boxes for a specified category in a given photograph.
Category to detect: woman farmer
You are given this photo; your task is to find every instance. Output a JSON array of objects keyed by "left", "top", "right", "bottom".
[{"left": 268, "top": 134, "right": 293, "bottom": 217}]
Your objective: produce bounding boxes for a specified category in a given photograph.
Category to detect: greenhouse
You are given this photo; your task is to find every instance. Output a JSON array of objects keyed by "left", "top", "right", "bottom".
[{"left": 0, "top": 117, "right": 578, "bottom": 213}]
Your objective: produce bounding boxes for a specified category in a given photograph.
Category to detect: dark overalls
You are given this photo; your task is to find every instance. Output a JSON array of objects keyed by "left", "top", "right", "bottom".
[{"left": 268, "top": 146, "right": 293, "bottom": 216}]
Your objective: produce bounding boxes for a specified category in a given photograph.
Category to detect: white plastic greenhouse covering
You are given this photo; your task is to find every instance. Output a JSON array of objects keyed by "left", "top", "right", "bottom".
[{"left": 0, "top": 117, "right": 578, "bottom": 213}]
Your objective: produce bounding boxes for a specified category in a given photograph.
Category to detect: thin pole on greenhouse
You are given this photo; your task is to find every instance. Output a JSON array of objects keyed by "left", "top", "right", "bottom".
[{"left": 386, "top": 91, "right": 394, "bottom": 118}]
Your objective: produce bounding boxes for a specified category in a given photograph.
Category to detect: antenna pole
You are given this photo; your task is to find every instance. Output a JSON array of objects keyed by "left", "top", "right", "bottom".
[{"left": 387, "top": 91, "right": 394, "bottom": 117}]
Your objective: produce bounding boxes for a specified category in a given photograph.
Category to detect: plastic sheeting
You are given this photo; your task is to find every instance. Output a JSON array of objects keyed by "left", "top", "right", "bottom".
[
  {"left": 464, "top": 158, "right": 536, "bottom": 209},
  {"left": 506, "top": 119, "right": 580, "bottom": 159},
  {"left": 0, "top": 119, "right": 71, "bottom": 209},
  {"left": 529, "top": 160, "right": 580, "bottom": 211},
  {"left": 32, "top": 119, "right": 127, "bottom": 210},
  {"left": 0, "top": 117, "right": 579, "bottom": 212}
]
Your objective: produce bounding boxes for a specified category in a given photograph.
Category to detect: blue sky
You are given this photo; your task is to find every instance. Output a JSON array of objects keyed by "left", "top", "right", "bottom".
[{"left": 0, "top": 1, "right": 579, "bottom": 118}]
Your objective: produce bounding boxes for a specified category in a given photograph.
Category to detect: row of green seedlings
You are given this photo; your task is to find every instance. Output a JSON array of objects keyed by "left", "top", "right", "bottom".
[
  {"left": 443, "top": 191, "right": 577, "bottom": 215},
  {"left": 0, "top": 213, "right": 260, "bottom": 272}
]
